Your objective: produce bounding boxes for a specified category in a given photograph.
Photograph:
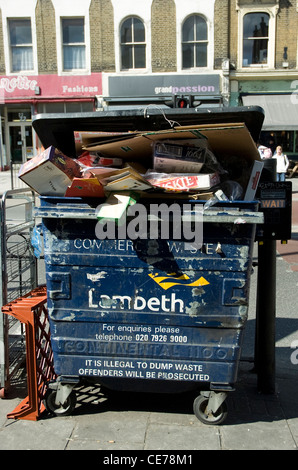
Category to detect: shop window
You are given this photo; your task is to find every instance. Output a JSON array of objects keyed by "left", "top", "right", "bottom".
[
  {"left": 120, "top": 17, "right": 146, "bottom": 70},
  {"left": 295, "top": 132, "right": 298, "bottom": 154},
  {"left": 260, "top": 131, "right": 294, "bottom": 154},
  {"left": 64, "top": 101, "right": 93, "bottom": 112},
  {"left": 8, "top": 19, "right": 33, "bottom": 72},
  {"left": 243, "top": 13, "right": 269, "bottom": 66},
  {"left": 62, "top": 18, "right": 86, "bottom": 70},
  {"left": 182, "top": 15, "right": 208, "bottom": 69},
  {"left": 8, "top": 110, "right": 32, "bottom": 122},
  {"left": 36, "top": 101, "right": 93, "bottom": 114}
]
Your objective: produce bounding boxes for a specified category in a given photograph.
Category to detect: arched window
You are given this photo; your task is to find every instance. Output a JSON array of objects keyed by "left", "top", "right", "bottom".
[
  {"left": 243, "top": 12, "right": 269, "bottom": 66},
  {"left": 182, "top": 15, "right": 208, "bottom": 69},
  {"left": 120, "top": 16, "right": 146, "bottom": 70}
]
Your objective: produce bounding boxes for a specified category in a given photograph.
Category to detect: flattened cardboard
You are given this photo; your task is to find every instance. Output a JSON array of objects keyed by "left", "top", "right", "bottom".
[
  {"left": 75, "top": 130, "right": 138, "bottom": 155},
  {"left": 79, "top": 123, "right": 260, "bottom": 164},
  {"left": 191, "top": 123, "right": 260, "bottom": 162},
  {"left": 84, "top": 134, "right": 154, "bottom": 160},
  {"left": 244, "top": 160, "right": 264, "bottom": 200},
  {"left": 83, "top": 128, "right": 206, "bottom": 160}
]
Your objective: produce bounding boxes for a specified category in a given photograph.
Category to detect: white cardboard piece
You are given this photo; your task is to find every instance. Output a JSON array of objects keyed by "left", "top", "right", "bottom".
[{"left": 244, "top": 160, "right": 264, "bottom": 201}]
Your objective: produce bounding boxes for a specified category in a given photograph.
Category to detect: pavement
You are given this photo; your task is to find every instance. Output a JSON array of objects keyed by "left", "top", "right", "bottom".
[{"left": 0, "top": 169, "right": 298, "bottom": 452}]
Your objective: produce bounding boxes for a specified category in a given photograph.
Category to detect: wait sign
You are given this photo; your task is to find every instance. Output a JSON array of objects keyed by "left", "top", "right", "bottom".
[
  {"left": 256, "top": 181, "right": 292, "bottom": 241},
  {"left": 260, "top": 199, "right": 286, "bottom": 208}
]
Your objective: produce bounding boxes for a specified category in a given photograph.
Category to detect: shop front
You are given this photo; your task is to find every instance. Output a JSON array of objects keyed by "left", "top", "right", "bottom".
[
  {"left": 101, "top": 74, "right": 223, "bottom": 110},
  {"left": 236, "top": 79, "right": 298, "bottom": 160},
  {"left": 0, "top": 73, "right": 102, "bottom": 169},
  {"left": 8, "top": 109, "right": 33, "bottom": 164}
]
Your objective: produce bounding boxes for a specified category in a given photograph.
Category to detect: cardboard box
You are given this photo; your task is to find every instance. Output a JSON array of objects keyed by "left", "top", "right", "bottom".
[
  {"left": 146, "top": 172, "right": 220, "bottom": 191},
  {"left": 65, "top": 177, "right": 105, "bottom": 198},
  {"left": 97, "top": 192, "right": 138, "bottom": 222},
  {"left": 96, "top": 163, "right": 152, "bottom": 191},
  {"left": 153, "top": 141, "right": 206, "bottom": 173},
  {"left": 243, "top": 160, "right": 264, "bottom": 200},
  {"left": 81, "top": 166, "right": 120, "bottom": 178},
  {"left": 77, "top": 151, "right": 122, "bottom": 168},
  {"left": 18, "top": 146, "right": 81, "bottom": 196}
]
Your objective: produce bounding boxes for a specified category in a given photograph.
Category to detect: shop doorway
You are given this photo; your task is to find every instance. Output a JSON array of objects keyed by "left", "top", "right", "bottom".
[{"left": 8, "top": 123, "right": 33, "bottom": 164}]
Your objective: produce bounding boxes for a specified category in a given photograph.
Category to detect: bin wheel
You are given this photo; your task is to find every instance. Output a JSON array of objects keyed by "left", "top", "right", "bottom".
[
  {"left": 193, "top": 395, "right": 228, "bottom": 425},
  {"left": 44, "top": 389, "right": 76, "bottom": 416}
]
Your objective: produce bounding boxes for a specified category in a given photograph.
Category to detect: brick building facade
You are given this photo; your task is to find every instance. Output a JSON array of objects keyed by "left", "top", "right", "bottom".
[{"left": 0, "top": 0, "right": 297, "bottom": 168}]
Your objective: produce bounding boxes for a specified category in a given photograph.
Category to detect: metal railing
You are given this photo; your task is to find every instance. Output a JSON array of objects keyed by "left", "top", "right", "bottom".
[
  {"left": 0, "top": 188, "right": 38, "bottom": 396},
  {"left": 10, "top": 162, "right": 27, "bottom": 190}
]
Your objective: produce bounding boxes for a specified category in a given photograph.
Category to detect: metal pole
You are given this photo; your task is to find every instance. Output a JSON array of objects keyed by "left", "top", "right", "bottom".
[
  {"left": 10, "top": 160, "right": 14, "bottom": 190},
  {"left": 255, "top": 239, "right": 276, "bottom": 394},
  {"left": 254, "top": 158, "right": 277, "bottom": 394}
]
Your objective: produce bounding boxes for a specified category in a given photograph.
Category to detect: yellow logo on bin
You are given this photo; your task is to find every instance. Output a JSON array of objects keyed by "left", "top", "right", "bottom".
[{"left": 148, "top": 272, "right": 209, "bottom": 291}]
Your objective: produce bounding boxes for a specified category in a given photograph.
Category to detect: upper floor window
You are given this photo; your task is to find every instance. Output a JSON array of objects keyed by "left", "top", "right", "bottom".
[
  {"left": 62, "top": 18, "right": 86, "bottom": 70},
  {"left": 9, "top": 19, "right": 33, "bottom": 72},
  {"left": 120, "top": 16, "right": 146, "bottom": 70},
  {"left": 243, "top": 12, "right": 269, "bottom": 66},
  {"left": 182, "top": 15, "right": 208, "bottom": 69}
]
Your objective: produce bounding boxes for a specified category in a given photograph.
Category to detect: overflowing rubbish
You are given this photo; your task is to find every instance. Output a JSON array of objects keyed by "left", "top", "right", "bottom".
[{"left": 18, "top": 122, "right": 264, "bottom": 218}]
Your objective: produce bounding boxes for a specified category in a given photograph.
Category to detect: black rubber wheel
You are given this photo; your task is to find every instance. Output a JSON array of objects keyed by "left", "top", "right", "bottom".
[
  {"left": 44, "top": 389, "right": 77, "bottom": 416},
  {"left": 193, "top": 395, "right": 228, "bottom": 425}
]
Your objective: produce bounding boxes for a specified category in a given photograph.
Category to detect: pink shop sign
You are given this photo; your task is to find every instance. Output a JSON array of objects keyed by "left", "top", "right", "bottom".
[{"left": 0, "top": 73, "right": 102, "bottom": 99}]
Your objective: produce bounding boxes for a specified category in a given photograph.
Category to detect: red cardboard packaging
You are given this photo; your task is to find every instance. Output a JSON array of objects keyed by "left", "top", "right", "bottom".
[{"left": 146, "top": 172, "right": 220, "bottom": 191}]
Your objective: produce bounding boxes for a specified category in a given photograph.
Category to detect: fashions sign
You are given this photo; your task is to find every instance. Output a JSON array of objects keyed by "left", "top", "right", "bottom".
[{"left": 0, "top": 73, "right": 102, "bottom": 101}]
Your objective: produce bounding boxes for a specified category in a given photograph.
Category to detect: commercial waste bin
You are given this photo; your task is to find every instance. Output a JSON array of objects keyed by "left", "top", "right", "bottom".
[{"left": 32, "top": 107, "right": 265, "bottom": 424}]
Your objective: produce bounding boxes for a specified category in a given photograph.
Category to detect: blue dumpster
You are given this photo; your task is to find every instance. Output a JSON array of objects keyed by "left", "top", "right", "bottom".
[
  {"left": 32, "top": 107, "right": 265, "bottom": 424},
  {"left": 35, "top": 196, "right": 263, "bottom": 424}
]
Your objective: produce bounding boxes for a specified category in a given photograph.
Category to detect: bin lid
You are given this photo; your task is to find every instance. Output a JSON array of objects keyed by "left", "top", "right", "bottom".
[{"left": 32, "top": 106, "right": 264, "bottom": 158}]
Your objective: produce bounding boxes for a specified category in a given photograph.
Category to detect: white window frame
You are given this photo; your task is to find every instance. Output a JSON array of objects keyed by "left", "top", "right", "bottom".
[
  {"left": 1, "top": 0, "right": 38, "bottom": 75},
  {"left": 51, "top": 0, "right": 91, "bottom": 75},
  {"left": 8, "top": 18, "right": 34, "bottom": 73},
  {"left": 175, "top": 0, "right": 215, "bottom": 72},
  {"left": 111, "top": 0, "right": 151, "bottom": 74},
  {"left": 181, "top": 14, "right": 209, "bottom": 70},
  {"left": 237, "top": 4, "right": 278, "bottom": 70},
  {"left": 119, "top": 16, "right": 146, "bottom": 71},
  {"left": 61, "top": 17, "right": 87, "bottom": 72}
]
